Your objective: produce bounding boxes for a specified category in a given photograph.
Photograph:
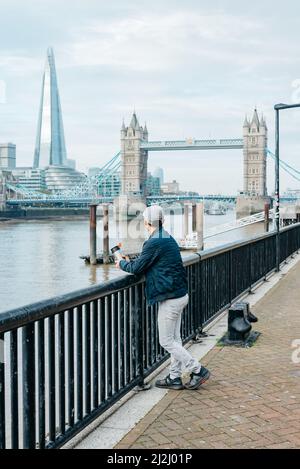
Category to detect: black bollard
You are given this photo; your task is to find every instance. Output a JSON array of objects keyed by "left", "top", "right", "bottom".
[
  {"left": 228, "top": 303, "right": 252, "bottom": 343},
  {"left": 235, "top": 301, "right": 258, "bottom": 323}
]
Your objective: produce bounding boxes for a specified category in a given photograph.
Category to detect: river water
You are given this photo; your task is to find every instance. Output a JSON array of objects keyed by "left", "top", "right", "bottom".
[{"left": 0, "top": 209, "right": 269, "bottom": 313}]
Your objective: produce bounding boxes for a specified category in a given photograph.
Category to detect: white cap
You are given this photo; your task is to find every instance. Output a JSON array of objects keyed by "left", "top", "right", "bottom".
[{"left": 143, "top": 205, "right": 164, "bottom": 225}]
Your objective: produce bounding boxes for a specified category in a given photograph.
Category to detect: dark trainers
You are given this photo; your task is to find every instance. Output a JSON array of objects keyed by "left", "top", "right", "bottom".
[
  {"left": 185, "top": 366, "right": 211, "bottom": 390},
  {"left": 155, "top": 374, "right": 184, "bottom": 390}
]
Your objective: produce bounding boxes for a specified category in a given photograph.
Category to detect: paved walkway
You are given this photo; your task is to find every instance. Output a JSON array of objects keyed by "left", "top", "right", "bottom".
[{"left": 116, "top": 262, "right": 300, "bottom": 449}]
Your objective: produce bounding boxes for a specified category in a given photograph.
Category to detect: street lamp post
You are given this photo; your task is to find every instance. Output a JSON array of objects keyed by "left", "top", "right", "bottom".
[
  {"left": 274, "top": 102, "right": 300, "bottom": 272},
  {"left": 275, "top": 107, "right": 280, "bottom": 272}
]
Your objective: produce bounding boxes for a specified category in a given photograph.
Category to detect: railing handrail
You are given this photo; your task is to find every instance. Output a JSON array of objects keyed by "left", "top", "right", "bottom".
[{"left": 1, "top": 223, "right": 300, "bottom": 334}]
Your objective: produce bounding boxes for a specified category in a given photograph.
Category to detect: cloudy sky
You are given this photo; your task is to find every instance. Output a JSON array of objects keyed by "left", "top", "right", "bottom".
[{"left": 1, "top": 0, "right": 300, "bottom": 193}]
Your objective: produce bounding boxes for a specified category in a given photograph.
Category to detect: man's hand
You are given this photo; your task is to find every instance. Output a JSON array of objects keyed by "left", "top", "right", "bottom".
[{"left": 115, "top": 255, "right": 129, "bottom": 269}]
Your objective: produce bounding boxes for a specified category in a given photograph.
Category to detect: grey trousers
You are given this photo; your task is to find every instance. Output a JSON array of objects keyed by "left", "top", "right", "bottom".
[{"left": 158, "top": 294, "right": 201, "bottom": 379}]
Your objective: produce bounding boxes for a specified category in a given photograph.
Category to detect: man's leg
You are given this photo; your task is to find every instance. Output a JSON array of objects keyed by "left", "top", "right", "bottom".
[
  {"left": 169, "top": 303, "right": 183, "bottom": 379},
  {"left": 158, "top": 295, "right": 201, "bottom": 377},
  {"left": 156, "top": 298, "right": 185, "bottom": 389}
]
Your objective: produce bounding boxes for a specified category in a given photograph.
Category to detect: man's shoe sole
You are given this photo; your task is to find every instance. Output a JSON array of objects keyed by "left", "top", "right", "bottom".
[
  {"left": 185, "top": 370, "right": 211, "bottom": 390},
  {"left": 155, "top": 383, "right": 185, "bottom": 390}
]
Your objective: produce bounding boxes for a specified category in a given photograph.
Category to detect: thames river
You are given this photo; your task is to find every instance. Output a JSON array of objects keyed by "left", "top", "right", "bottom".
[{"left": 0, "top": 209, "right": 268, "bottom": 313}]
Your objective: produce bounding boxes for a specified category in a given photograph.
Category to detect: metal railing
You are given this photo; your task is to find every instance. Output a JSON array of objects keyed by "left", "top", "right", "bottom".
[{"left": 1, "top": 224, "right": 300, "bottom": 449}]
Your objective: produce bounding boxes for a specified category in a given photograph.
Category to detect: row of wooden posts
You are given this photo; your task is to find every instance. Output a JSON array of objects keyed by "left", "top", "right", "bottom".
[
  {"left": 89, "top": 202, "right": 271, "bottom": 265},
  {"left": 88, "top": 202, "right": 205, "bottom": 265}
]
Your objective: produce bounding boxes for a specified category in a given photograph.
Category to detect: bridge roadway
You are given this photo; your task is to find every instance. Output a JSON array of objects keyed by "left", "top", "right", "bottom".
[
  {"left": 5, "top": 194, "right": 297, "bottom": 207},
  {"left": 140, "top": 138, "right": 244, "bottom": 151},
  {"left": 6, "top": 194, "right": 235, "bottom": 207}
]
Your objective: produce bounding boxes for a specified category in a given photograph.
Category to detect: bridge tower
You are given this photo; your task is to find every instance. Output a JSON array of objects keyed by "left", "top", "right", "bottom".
[
  {"left": 120, "top": 112, "right": 148, "bottom": 196},
  {"left": 0, "top": 170, "right": 13, "bottom": 212},
  {"left": 243, "top": 109, "right": 267, "bottom": 196},
  {"left": 0, "top": 175, "right": 7, "bottom": 211},
  {"left": 236, "top": 109, "right": 270, "bottom": 218},
  {"left": 115, "top": 112, "right": 148, "bottom": 217}
]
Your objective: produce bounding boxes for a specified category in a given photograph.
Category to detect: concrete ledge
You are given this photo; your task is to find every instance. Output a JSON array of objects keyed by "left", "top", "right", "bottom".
[{"left": 63, "top": 251, "right": 300, "bottom": 450}]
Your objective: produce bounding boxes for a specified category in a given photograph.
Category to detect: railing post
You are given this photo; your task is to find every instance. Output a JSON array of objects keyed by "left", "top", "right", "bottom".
[
  {"left": 38, "top": 320, "right": 45, "bottom": 449},
  {"left": 135, "top": 284, "right": 150, "bottom": 391},
  {"left": 0, "top": 332, "right": 5, "bottom": 450},
  {"left": 192, "top": 258, "right": 203, "bottom": 341},
  {"left": 229, "top": 249, "right": 234, "bottom": 304},
  {"left": 22, "top": 324, "right": 36, "bottom": 449},
  {"left": 248, "top": 243, "right": 253, "bottom": 293},
  {"left": 10, "top": 330, "right": 19, "bottom": 449},
  {"left": 263, "top": 238, "right": 268, "bottom": 281}
]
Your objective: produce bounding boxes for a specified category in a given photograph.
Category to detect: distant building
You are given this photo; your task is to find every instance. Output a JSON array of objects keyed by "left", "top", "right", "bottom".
[
  {"left": 0, "top": 143, "right": 16, "bottom": 169},
  {"left": 88, "top": 170, "right": 160, "bottom": 198},
  {"left": 98, "top": 172, "right": 121, "bottom": 197},
  {"left": 161, "top": 180, "right": 180, "bottom": 195},
  {"left": 44, "top": 166, "right": 86, "bottom": 192},
  {"left": 11, "top": 166, "right": 85, "bottom": 193},
  {"left": 153, "top": 167, "right": 164, "bottom": 184},
  {"left": 88, "top": 167, "right": 102, "bottom": 178},
  {"left": 66, "top": 159, "right": 76, "bottom": 170},
  {"left": 146, "top": 172, "right": 161, "bottom": 196},
  {"left": 30, "top": 47, "right": 88, "bottom": 191},
  {"left": 12, "top": 168, "right": 47, "bottom": 191},
  {"left": 0, "top": 169, "right": 15, "bottom": 210},
  {"left": 33, "top": 47, "right": 67, "bottom": 168}
]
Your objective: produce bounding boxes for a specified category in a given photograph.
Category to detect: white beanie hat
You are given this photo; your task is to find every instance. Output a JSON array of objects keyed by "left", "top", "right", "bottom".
[{"left": 143, "top": 205, "right": 164, "bottom": 225}]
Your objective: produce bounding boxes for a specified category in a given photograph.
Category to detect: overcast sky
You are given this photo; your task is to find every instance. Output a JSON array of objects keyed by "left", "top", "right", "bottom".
[{"left": 1, "top": 0, "right": 300, "bottom": 193}]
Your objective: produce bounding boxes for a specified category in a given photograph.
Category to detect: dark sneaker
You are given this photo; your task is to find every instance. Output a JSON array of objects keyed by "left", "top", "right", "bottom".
[
  {"left": 247, "top": 311, "right": 258, "bottom": 323},
  {"left": 155, "top": 374, "right": 184, "bottom": 390},
  {"left": 185, "top": 367, "right": 211, "bottom": 390}
]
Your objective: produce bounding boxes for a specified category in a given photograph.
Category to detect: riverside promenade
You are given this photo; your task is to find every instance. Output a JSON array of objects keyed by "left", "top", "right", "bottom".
[{"left": 114, "top": 260, "right": 300, "bottom": 450}]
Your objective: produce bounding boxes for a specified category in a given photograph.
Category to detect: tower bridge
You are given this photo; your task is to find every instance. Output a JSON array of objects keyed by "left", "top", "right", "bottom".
[
  {"left": 116, "top": 108, "right": 268, "bottom": 217},
  {"left": 3, "top": 108, "right": 296, "bottom": 214}
]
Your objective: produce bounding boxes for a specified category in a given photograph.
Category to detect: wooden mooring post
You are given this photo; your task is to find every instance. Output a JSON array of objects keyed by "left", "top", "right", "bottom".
[
  {"left": 264, "top": 203, "right": 270, "bottom": 232},
  {"left": 89, "top": 204, "right": 97, "bottom": 265},
  {"left": 184, "top": 203, "right": 189, "bottom": 238},
  {"left": 192, "top": 204, "right": 197, "bottom": 232},
  {"left": 102, "top": 204, "right": 110, "bottom": 264},
  {"left": 196, "top": 202, "right": 204, "bottom": 251}
]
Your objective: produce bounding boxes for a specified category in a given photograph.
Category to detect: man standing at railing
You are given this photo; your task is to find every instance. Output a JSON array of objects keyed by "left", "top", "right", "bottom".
[{"left": 116, "top": 205, "right": 211, "bottom": 390}]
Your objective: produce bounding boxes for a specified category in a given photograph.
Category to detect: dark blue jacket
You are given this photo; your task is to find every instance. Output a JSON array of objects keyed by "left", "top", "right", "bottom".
[{"left": 119, "top": 227, "right": 188, "bottom": 305}]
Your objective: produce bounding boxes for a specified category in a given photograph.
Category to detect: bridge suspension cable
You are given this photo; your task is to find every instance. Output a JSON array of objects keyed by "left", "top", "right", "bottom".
[{"left": 267, "top": 149, "right": 300, "bottom": 182}]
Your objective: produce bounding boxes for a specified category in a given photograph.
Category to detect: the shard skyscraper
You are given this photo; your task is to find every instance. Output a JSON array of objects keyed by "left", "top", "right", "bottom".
[{"left": 33, "top": 47, "right": 67, "bottom": 168}]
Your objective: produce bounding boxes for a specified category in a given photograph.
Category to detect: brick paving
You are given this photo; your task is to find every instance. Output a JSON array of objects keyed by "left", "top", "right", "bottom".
[{"left": 116, "top": 262, "right": 300, "bottom": 449}]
